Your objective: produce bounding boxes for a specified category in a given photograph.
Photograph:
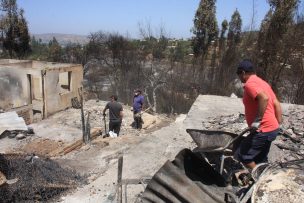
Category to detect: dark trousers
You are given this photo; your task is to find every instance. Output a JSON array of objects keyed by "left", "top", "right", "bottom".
[
  {"left": 109, "top": 120, "right": 121, "bottom": 136},
  {"left": 234, "top": 129, "right": 279, "bottom": 164},
  {"left": 133, "top": 111, "right": 142, "bottom": 129}
]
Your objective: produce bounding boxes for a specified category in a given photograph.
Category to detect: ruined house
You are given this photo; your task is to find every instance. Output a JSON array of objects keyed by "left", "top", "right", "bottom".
[{"left": 0, "top": 59, "right": 83, "bottom": 123}]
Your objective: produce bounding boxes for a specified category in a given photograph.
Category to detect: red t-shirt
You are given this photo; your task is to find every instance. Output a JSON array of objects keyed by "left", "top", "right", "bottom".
[{"left": 243, "top": 75, "right": 279, "bottom": 132}]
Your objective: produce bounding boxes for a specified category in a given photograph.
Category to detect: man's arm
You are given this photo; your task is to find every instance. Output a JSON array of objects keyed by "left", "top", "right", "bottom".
[
  {"left": 273, "top": 98, "right": 282, "bottom": 124},
  {"left": 250, "top": 91, "right": 268, "bottom": 129},
  {"left": 256, "top": 91, "right": 269, "bottom": 120},
  {"left": 102, "top": 103, "right": 109, "bottom": 115}
]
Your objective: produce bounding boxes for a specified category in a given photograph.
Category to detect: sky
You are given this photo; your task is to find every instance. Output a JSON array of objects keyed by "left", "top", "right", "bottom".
[{"left": 18, "top": 0, "right": 271, "bottom": 39}]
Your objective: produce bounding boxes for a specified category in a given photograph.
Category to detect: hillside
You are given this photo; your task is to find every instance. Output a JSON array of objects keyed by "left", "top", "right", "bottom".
[{"left": 32, "top": 33, "right": 89, "bottom": 45}]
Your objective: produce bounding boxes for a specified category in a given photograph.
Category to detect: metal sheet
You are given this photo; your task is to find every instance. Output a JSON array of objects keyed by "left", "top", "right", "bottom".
[
  {"left": 141, "top": 149, "right": 235, "bottom": 203},
  {"left": 186, "top": 129, "right": 237, "bottom": 150}
]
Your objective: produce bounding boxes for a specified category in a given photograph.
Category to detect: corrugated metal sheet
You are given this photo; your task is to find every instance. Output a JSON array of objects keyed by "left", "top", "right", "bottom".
[{"left": 141, "top": 149, "right": 236, "bottom": 203}]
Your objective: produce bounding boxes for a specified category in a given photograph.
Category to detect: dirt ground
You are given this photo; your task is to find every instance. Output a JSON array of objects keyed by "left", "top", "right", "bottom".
[
  {"left": 0, "top": 100, "right": 171, "bottom": 155},
  {"left": 1, "top": 95, "right": 303, "bottom": 203},
  {"left": 0, "top": 99, "right": 175, "bottom": 202}
]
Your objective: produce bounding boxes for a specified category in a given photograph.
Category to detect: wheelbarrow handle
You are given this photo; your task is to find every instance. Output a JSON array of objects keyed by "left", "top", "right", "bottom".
[{"left": 222, "top": 127, "right": 252, "bottom": 151}]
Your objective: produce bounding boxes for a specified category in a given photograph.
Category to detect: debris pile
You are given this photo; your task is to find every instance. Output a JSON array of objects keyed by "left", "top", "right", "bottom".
[
  {"left": 275, "top": 107, "right": 304, "bottom": 159},
  {"left": 0, "top": 153, "right": 86, "bottom": 202},
  {"left": 0, "top": 111, "right": 34, "bottom": 140},
  {"left": 201, "top": 109, "right": 304, "bottom": 160},
  {"left": 1, "top": 127, "right": 34, "bottom": 140}
]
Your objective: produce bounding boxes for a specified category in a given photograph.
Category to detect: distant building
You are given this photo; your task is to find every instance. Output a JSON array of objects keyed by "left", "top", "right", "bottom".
[{"left": 0, "top": 59, "right": 83, "bottom": 123}]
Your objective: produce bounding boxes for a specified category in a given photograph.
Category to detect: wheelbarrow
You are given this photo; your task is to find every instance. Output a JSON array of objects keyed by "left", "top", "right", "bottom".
[{"left": 186, "top": 128, "right": 251, "bottom": 174}]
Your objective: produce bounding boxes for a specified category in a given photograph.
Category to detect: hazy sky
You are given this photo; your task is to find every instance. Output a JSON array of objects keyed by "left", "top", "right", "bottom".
[{"left": 18, "top": 0, "right": 271, "bottom": 38}]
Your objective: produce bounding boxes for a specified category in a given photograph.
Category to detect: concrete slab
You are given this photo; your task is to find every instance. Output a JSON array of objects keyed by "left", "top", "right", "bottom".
[
  {"left": 184, "top": 95, "right": 243, "bottom": 129},
  {"left": 0, "top": 112, "right": 28, "bottom": 135}
]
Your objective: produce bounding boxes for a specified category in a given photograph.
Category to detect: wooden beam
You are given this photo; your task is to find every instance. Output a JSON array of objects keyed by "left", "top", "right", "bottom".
[{"left": 49, "top": 127, "right": 102, "bottom": 156}]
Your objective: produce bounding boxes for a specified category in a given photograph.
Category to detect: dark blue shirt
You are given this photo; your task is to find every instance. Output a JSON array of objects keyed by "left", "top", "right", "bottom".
[{"left": 133, "top": 95, "right": 144, "bottom": 112}]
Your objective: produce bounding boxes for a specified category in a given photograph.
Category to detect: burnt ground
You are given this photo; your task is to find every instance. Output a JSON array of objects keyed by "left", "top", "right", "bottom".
[
  {"left": 0, "top": 95, "right": 303, "bottom": 202},
  {"left": 0, "top": 99, "right": 174, "bottom": 202}
]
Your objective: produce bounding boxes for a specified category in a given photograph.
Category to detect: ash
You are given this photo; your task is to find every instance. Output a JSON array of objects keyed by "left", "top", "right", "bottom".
[{"left": 0, "top": 153, "right": 86, "bottom": 202}]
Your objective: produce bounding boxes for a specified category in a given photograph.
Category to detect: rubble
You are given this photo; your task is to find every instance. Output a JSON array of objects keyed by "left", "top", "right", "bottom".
[
  {"left": 0, "top": 153, "right": 86, "bottom": 203},
  {"left": 16, "top": 133, "right": 26, "bottom": 140},
  {"left": 0, "top": 111, "right": 28, "bottom": 135},
  {"left": 200, "top": 107, "right": 304, "bottom": 161},
  {"left": 0, "top": 94, "right": 301, "bottom": 202}
]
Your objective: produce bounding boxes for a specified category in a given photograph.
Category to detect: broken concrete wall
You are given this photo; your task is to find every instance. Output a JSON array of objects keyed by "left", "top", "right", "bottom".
[
  {"left": 0, "top": 59, "right": 83, "bottom": 119},
  {"left": 0, "top": 65, "right": 40, "bottom": 111},
  {"left": 44, "top": 65, "right": 83, "bottom": 117}
]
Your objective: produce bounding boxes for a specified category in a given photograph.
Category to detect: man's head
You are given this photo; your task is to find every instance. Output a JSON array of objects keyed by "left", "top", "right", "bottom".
[
  {"left": 110, "top": 95, "right": 118, "bottom": 101},
  {"left": 236, "top": 59, "right": 255, "bottom": 83},
  {"left": 134, "top": 89, "right": 141, "bottom": 95}
]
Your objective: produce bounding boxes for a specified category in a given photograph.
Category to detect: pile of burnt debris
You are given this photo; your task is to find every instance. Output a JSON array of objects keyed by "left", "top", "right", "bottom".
[
  {"left": 0, "top": 127, "right": 35, "bottom": 140},
  {"left": 0, "top": 111, "right": 34, "bottom": 140},
  {"left": 201, "top": 107, "right": 304, "bottom": 160},
  {"left": 0, "top": 153, "right": 86, "bottom": 202}
]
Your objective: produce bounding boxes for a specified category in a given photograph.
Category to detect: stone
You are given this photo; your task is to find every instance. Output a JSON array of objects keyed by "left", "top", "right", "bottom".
[
  {"left": 7, "top": 132, "right": 17, "bottom": 139},
  {"left": 16, "top": 133, "right": 26, "bottom": 140},
  {"left": 27, "top": 127, "right": 34, "bottom": 134}
]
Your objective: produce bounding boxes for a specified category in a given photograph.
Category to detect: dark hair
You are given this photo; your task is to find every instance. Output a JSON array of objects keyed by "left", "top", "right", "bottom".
[
  {"left": 110, "top": 95, "right": 118, "bottom": 101},
  {"left": 237, "top": 59, "right": 255, "bottom": 74},
  {"left": 134, "top": 89, "right": 141, "bottom": 94}
]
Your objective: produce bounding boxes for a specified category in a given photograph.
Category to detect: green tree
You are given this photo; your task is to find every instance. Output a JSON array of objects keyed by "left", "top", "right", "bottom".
[
  {"left": 216, "top": 10, "right": 243, "bottom": 95},
  {"left": 227, "top": 9, "right": 242, "bottom": 46},
  {"left": 192, "top": 0, "right": 218, "bottom": 58},
  {"left": 62, "top": 43, "right": 84, "bottom": 64},
  {"left": 0, "top": 0, "right": 30, "bottom": 58},
  {"left": 29, "top": 36, "right": 48, "bottom": 60},
  {"left": 48, "top": 37, "right": 62, "bottom": 62},
  {"left": 256, "top": 0, "right": 299, "bottom": 94},
  {"left": 14, "top": 9, "right": 31, "bottom": 58},
  {"left": 219, "top": 19, "right": 228, "bottom": 58}
]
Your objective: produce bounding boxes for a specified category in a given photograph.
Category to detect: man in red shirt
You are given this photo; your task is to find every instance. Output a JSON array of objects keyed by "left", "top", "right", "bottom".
[{"left": 235, "top": 59, "right": 282, "bottom": 169}]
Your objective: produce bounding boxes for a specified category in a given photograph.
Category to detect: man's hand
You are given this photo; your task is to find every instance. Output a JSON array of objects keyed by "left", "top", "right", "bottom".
[{"left": 251, "top": 117, "right": 261, "bottom": 130}]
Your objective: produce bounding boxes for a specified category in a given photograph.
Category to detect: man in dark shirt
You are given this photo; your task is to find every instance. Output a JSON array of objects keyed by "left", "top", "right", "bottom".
[{"left": 102, "top": 95, "right": 123, "bottom": 136}]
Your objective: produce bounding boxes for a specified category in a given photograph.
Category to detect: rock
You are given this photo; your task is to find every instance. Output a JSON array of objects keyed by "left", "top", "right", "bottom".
[
  {"left": 27, "top": 127, "right": 34, "bottom": 134},
  {"left": 230, "top": 93, "right": 238, "bottom": 98},
  {"left": 16, "top": 133, "right": 26, "bottom": 140},
  {"left": 286, "top": 129, "right": 293, "bottom": 134},
  {"left": 7, "top": 132, "right": 17, "bottom": 139}
]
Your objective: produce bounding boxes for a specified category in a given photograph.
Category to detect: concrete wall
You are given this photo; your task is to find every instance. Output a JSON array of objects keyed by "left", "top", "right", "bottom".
[
  {"left": 0, "top": 60, "right": 83, "bottom": 119},
  {"left": 0, "top": 66, "right": 41, "bottom": 110},
  {"left": 44, "top": 65, "right": 83, "bottom": 117}
]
